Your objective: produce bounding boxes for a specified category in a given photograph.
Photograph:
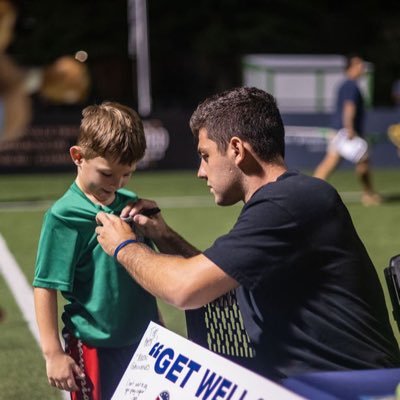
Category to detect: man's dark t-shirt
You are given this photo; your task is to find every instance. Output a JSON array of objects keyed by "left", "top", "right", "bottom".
[
  {"left": 332, "top": 79, "right": 365, "bottom": 135},
  {"left": 204, "top": 171, "right": 400, "bottom": 380}
]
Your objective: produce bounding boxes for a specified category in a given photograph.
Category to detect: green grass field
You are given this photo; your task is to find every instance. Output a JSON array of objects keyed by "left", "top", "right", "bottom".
[{"left": 0, "top": 168, "right": 400, "bottom": 399}]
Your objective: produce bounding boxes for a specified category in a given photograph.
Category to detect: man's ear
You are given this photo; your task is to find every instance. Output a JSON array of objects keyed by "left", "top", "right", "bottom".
[
  {"left": 229, "top": 136, "right": 246, "bottom": 165},
  {"left": 70, "top": 146, "right": 84, "bottom": 165}
]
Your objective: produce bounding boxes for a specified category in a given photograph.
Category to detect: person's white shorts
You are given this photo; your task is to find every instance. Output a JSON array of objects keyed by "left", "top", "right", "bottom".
[{"left": 329, "top": 129, "right": 369, "bottom": 163}]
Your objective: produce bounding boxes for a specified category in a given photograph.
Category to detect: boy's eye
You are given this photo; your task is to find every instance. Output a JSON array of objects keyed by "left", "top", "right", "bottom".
[{"left": 100, "top": 172, "right": 112, "bottom": 177}]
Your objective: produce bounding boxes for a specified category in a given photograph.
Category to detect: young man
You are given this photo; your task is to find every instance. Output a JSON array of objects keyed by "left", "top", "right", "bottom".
[
  {"left": 96, "top": 87, "right": 400, "bottom": 381},
  {"left": 33, "top": 102, "right": 161, "bottom": 399},
  {"left": 313, "top": 54, "right": 381, "bottom": 206}
]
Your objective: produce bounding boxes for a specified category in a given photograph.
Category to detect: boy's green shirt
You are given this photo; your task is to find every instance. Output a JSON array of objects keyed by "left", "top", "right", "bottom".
[{"left": 33, "top": 181, "right": 158, "bottom": 347}]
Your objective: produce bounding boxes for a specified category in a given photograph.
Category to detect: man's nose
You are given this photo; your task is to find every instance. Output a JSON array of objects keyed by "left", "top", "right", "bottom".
[{"left": 197, "top": 161, "right": 206, "bottom": 179}]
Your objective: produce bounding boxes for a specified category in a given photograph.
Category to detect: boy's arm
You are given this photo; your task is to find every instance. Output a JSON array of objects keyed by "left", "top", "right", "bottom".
[
  {"left": 34, "top": 287, "right": 83, "bottom": 392},
  {"left": 34, "top": 287, "right": 63, "bottom": 357}
]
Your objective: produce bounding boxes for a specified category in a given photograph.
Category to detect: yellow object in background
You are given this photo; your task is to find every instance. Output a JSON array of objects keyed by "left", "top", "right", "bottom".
[{"left": 388, "top": 124, "right": 400, "bottom": 150}]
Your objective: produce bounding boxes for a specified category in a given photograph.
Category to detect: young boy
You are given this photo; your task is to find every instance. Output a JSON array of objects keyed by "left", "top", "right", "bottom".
[{"left": 33, "top": 102, "right": 161, "bottom": 400}]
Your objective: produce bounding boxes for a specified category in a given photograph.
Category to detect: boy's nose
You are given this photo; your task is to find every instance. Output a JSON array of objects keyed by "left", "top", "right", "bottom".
[{"left": 110, "top": 176, "right": 124, "bottom": 189}]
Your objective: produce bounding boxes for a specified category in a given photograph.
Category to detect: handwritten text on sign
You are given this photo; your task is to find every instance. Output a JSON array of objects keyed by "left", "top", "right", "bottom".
[{"left": 112, "top": 322, "right": 303, "bottom": 400}]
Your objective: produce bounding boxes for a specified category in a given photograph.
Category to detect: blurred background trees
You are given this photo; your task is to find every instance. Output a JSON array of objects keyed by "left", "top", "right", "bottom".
[{"left": 9, "top": 0, "right": 400, "bottom": 110}]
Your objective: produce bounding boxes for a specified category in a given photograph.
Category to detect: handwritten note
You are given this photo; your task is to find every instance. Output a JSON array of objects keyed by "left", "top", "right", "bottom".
[{"left": 112, "top": 322, "right": 303, "bottom": 400}]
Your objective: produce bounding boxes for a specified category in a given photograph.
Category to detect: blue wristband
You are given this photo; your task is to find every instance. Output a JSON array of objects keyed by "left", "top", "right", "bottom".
[{"left": 113, "top": 239, "right": 137, "bottom": 259}]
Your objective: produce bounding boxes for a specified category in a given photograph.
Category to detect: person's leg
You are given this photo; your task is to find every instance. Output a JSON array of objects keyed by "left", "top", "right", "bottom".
[
  {"left": 355, "top": 159, "right": 382, "bottom": 206},
  {"left": 313, "top": 151, "right": 341, "bottom": 180},
  {"left": 98, "top": 342, "right": 139, "bottom": 400}
]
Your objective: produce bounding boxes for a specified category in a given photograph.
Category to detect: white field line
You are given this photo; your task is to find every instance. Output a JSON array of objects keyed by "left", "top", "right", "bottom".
[
  {"left": 0, "top": 196, "right": 217, "bottom": 212},
  {"left": 0, "top": 234, "right": 40, "bottom": 344},
  {"left": 0, "top": 234, "right": 69, "bottom": 400},
  {"left": 0, "top": 192, "right": 365, "bottom": 213}
]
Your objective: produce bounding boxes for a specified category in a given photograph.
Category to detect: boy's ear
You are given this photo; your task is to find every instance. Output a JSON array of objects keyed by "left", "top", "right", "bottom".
[{"left": 70, "top": 146, "right": 84, "bottom": 165}]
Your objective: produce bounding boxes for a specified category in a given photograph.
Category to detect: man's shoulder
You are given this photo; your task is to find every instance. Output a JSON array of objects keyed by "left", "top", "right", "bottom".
[
  {"left": 339, "top": 79, "right": 360, "bottom": 95},
  {"left": 251, "top": 172, "right": 340, "bottom": 214},
  {"left": 263, "top": 171, "right": 331, "bottom": 193}
]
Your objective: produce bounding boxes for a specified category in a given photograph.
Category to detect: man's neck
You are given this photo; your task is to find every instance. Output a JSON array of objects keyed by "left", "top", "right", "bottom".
[{"left": 243, "top": 161, "right": 287, "bottom": 203}]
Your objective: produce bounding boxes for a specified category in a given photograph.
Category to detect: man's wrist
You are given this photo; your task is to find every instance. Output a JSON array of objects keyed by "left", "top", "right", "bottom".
[{"left": 114, "top": 239, "right": 138, "bottom": 260}]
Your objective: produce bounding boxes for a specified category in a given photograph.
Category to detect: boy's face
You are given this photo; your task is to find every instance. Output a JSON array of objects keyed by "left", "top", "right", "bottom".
[{"left": 70, "top": 146, "right": 136, "bottom": 206}]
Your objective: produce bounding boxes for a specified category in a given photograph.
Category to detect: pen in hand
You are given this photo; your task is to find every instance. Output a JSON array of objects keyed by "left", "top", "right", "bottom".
[{"left": 120, "top": 207, "right": 161, "bottom": 223}]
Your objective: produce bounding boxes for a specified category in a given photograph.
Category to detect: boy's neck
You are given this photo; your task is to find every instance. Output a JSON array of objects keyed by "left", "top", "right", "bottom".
[{"left": 75, "top": 178, "right": 116, "bottom": 207}]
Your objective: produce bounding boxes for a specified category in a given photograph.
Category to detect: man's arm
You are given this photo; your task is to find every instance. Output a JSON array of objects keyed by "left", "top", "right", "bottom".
[
  {"left": 139, "top": 219, "right": 200, "bottom": 257},
  {"left": 121, "top": 198, "right": 200, "bottom": 257},
  {"left": 95, "top": 212, "right": 238, "bottom": 309},
  {"left": 342, "top": 100, "right": 357, "bottom": 138}
]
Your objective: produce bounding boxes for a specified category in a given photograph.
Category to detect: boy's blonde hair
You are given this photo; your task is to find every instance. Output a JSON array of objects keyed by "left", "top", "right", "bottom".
[{"left": 78, "top": 101, "right": 146, "bottom": 164}]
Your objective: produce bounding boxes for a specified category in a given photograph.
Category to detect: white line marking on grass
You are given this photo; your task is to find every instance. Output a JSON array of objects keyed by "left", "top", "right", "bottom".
[
  {"left": 0, "top": 234, "right": 40, "bottom": 343},
  {"left": 0, "top": 191, "right": 376, "bottom": 213},
  {"left": 0, "top": 200, "right": 53, "bottom": 212},
  {"left": 0, "top": 234, "right": 69, "bottom": 400},
  {"left": 0, "top": 196, "right": 219, "bottom": 212}
]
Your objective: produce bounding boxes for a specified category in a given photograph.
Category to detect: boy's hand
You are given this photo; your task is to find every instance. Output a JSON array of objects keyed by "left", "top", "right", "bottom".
[{"left": 46, "top": 351, "right": 84, "bottom": 392}]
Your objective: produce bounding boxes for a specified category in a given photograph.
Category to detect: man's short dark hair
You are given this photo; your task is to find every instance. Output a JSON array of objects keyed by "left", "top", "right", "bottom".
[{"left": 189, "top": 87, "right": 285, "bottom": 161}]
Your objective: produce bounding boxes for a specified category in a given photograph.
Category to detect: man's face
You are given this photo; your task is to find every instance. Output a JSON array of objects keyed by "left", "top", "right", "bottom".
[
  {"left": 350, "top": 57, "right": 365, "bottom": 79},
  {"left": 75, "top": 153, "right": 136, "bottom": 206},
  {"left": 197, "top": 128, "right": 242, "bottom": 206}
]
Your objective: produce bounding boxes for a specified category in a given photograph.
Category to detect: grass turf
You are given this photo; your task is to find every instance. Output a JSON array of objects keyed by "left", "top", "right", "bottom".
[{"left": 0, "top": 168, "right": 399, "bottom": 399}]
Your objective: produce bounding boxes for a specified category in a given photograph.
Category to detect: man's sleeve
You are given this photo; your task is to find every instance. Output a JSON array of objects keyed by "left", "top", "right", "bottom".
[
  {"left": 342, "top": 82, "right": 358, "bottom": 103},
  {"left": 204, "top": 200, "right": 296, "bottom": 291}
]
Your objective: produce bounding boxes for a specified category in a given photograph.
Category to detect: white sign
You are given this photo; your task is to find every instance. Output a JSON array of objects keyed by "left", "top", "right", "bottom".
[
  {"left": 242, "top": 54, "right": 374, "bottom": 112},
  {"left": 112, "top": 322, "right": 304, "bottom": 400}
]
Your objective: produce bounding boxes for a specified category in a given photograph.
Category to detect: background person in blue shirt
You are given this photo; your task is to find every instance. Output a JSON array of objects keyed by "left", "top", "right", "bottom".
[{"left": 314, "top": 54, "right": 381, "bottom": 206}]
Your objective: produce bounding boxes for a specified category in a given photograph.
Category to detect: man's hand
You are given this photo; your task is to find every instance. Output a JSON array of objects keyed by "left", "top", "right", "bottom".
[
  {"left": 346, "top": 128, "right": 357, "bottom": 140},
  {"left": 115, "top": 199, "right": 199, "bottom": 257},
  {"left": 120, "top": 199, "right": 169, "bottom": 241},
  {"left": 95, "top": 212, "right": 136, "bottom": 256}
]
